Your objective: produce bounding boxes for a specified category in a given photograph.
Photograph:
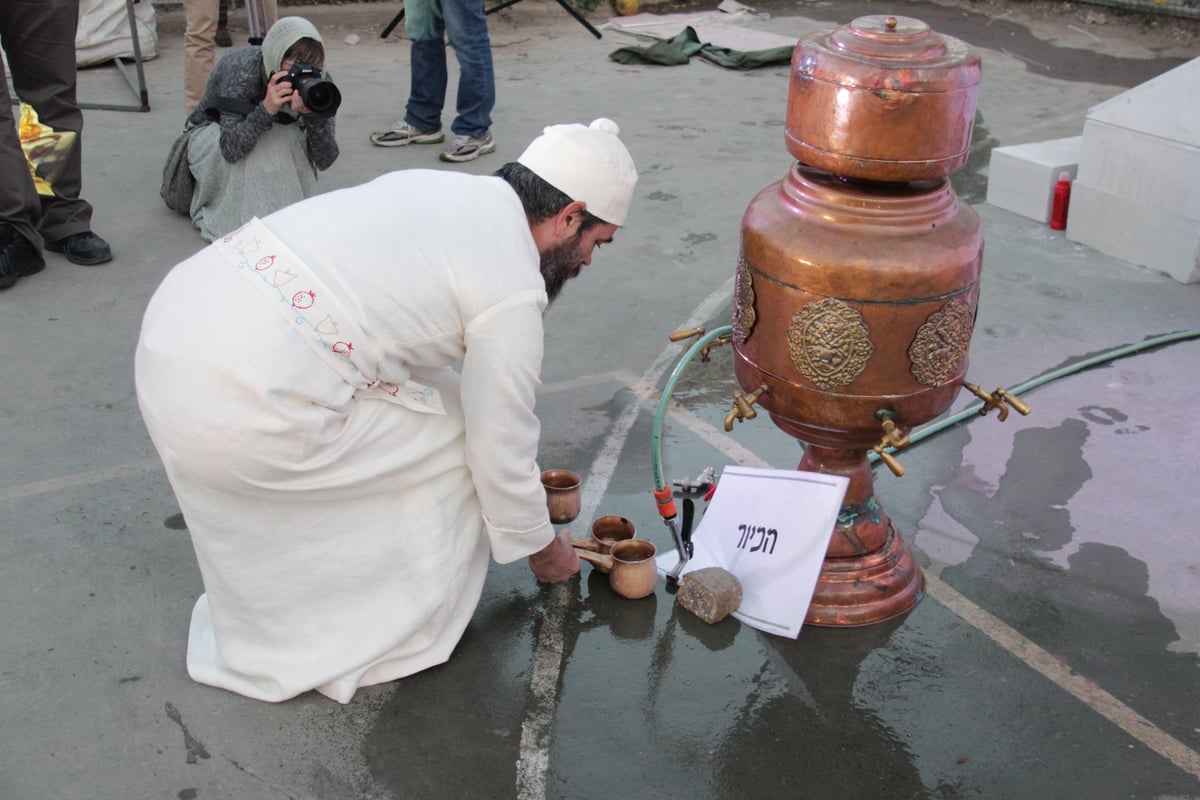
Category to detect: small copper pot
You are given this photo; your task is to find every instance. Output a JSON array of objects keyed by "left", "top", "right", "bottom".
[
  {"left": 570, "top": 515, "right": 637, "bottom": 567},
  {"left": 786, "top": 15, "right": 981, "bottom": 181},
  {"left": 541, "top": 469, "right": 581, "bottom": 525},
  {"left": 575, "top": 539, "right": 658, "bottom": 600}
]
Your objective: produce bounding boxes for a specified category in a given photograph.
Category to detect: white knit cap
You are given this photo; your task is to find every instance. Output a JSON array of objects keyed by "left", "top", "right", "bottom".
[{"left": 517, "top": 118, "right": 638, "bottom": 227}]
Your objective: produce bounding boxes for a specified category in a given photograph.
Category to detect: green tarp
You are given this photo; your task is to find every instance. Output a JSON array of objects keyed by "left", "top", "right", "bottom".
[{"left": 608, "top": 25, "right": 793, "bottom": 69}]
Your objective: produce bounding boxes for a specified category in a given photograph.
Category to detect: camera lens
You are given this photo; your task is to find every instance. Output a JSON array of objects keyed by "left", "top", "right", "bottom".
[
  {"left": 300, "top": 80, "right": 341, "bottom": 117},
  {"left": 287, "top": 61, "right": 342, "bottom": 119}
]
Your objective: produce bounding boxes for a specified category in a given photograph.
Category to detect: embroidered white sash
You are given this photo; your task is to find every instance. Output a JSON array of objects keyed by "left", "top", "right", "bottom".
[{"left": 214, "top": 218, "right": 445, "bottom": 415}]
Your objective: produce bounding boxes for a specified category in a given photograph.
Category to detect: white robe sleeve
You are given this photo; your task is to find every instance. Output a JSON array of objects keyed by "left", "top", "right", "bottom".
[{"left": 461, "top": 288, "right": 556, "bottom": 563}]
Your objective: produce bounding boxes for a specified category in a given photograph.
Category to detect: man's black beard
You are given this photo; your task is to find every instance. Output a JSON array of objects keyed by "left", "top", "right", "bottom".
[{"left": 539, "top": 232, "right": 584, "bottom": 304}]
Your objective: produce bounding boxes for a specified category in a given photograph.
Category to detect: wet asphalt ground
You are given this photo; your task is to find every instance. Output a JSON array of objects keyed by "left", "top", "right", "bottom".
[{"left": 2, "top": 1, "right": 1199, "bottom": 797}]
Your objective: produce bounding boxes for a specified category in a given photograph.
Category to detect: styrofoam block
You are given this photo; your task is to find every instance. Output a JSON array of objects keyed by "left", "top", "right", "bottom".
[
  {"left": 1067, "top": 57, "right": 1200, "bottom": 284},
  {"left": 1077, "top": 120, "right": 1200, "bottom": 217},
  {"left": 1086, "top": 57, "right": 1200, "bottom": 144},
  {"left": 985, "top": 137, "right": 1081, "bottom": 223},
  {"left": 1066, "top": 181, "right": 1200, "bottom": 284}
]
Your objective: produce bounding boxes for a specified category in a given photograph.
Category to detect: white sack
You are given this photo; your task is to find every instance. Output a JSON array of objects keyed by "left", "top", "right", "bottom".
[{"left": 76, "top": 0, "right": 158, "bottom": 67}]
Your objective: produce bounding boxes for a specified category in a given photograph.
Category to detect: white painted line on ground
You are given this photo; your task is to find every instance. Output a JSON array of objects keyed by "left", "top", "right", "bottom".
[
  {"left": 0, "top": 378, "right": 617, "bottom": 505},
  {"left": 924, "top": 570, "right": 1200, "bottom": 781},
  {"left": 610, "top": 368, "right": 772, "bottom": 471},
  {"left": 0, "top": 458, "right": 163, "bottom": 503},
  {"left": 538, "top": 371, "right": 629, "bottom": 396},
  {"left": 513, "top": 581, "right": 567, "bottom": 799},
  {"left": 514, "top": 275, "right": 735, "bottom": 800}
]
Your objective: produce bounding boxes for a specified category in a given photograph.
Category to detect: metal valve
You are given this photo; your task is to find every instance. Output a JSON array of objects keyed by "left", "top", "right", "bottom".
[
  {"left": 699, "top": 334, "right": 732, "bottom": 361},
  {"left": 667, "top": 326, "right": 706, "bottom": 343},
  {"left": 724, "top": 385, "right": 767, "bottom": 431},
  {"left": 872, "top": 410, "right": 911, "bottom": 477},
  {"left": 673, "top": 466, "right": 716, "bottom": 495},
  {"left": 996, "top": 388, "right": 1032, "bottom": 416},
  {"left": 963, "top": 382, "right": 1032, "bottom": 422},
  {"left": 667, "top": 326, "right": 732, "bottom": 361}
]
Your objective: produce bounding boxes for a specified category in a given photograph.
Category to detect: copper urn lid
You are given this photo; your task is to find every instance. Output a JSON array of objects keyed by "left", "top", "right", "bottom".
[{"left": 786, "top": 15, "right": 982, "bottom": 181}]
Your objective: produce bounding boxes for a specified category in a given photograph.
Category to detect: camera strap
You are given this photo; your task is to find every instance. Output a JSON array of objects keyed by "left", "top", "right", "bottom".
[
  {"left": 204, "top": 96, "right": 257, "bottom": 121},
  {"left": 204, "top": 96, "right": 297, "bottom": 125}
]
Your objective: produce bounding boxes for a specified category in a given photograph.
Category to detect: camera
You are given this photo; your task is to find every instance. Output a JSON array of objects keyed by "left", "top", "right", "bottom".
[{"left": 285, "top": 60, "right": 341, "bottom": 118}]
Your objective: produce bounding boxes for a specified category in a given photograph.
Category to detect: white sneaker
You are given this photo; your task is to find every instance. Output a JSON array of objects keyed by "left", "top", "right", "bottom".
[
  {"left": 439, "top": 131, "right": 496, "bottom": 163},
  {"left": 369, "top": 121, "right": 445, "bottom": 147}
]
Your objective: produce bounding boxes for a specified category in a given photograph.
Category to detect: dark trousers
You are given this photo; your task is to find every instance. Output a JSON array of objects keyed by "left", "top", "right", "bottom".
[
  {"left": 217, "top": 0, "right": 277, "bottom": 41},
  {"left": 0, "top": 0, "right": 94, "bottom": 250}
]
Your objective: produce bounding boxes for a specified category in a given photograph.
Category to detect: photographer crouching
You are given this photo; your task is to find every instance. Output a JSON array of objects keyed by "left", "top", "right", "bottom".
[{"left": 175, "top": 17, "right": 339, "bottom": 242}]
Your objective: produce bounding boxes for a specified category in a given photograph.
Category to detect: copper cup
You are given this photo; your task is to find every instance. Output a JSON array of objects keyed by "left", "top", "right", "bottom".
[
  {"left": 575, "top": 539, "right": 658, "bottom": 600},
  {"left": 541, "top": 469, "right": 581, "bottom": 525},
  {"left": 570, "top": 515, "right": 637, "bottom": 567}
]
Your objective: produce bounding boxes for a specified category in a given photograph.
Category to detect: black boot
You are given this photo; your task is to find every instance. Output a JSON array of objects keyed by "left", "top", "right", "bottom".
[
  {"left": 0, "top": 224, "right": 46, "bottom": 289},
  {"left": 44, "top": 231, "right": 112, "bottom": 266}
]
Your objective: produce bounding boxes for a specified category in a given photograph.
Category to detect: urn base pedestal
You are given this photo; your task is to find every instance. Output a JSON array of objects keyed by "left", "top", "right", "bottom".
[
  {"left": 797, "top": 445, "right": 925, "bottom": 627},
  {"left": 805, "top": 517, "right": 925, "bottom": 627}
]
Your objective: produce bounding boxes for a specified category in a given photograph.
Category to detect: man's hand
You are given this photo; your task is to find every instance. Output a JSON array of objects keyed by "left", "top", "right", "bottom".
[{"left": 528, "top": 528, "right": 580, "bottom": 583}]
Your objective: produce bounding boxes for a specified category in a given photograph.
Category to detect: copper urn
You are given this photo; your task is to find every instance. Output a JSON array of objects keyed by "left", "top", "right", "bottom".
[{"left": 731, "top": 15, "right": 983, "bottom": 626}]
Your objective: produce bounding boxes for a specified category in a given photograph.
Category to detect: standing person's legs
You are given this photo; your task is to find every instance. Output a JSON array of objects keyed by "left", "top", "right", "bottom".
[
  {"left": 2, "top": 0, "right": 95, "bottom": 243},
  {"left": 0, "top": 29, "right": 47, "bottom": 288},
  {"left": 440, "top": 0, "right": 494, "bottom": 138},
  {"left": 0, "top": 27, "right": 44, "bottom": 252},
  {"left": 404, "top": 0, "right": 449, "bottom": 133},
  {"left": 184, "top": 0, "right": 220, "bottom": 113},
  {"left": 215, "top": 0, "right": 231, "bottom": 47},
  {"left": 368, "top": 0, "right": 449, "bottom": 146}
]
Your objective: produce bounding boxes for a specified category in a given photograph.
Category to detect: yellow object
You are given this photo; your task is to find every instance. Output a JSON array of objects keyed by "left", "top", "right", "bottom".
[
  {"left": 18, "top": 102, "right": 76, "bottom": 197},
  {"left": 614, "top": 0, "right": 638, "bottom": 16}
]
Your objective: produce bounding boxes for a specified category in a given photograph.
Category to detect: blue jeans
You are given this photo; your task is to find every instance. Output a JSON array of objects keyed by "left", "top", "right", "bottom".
[{"left": 404, "top": 0, "right": 494, "bottom": 138}]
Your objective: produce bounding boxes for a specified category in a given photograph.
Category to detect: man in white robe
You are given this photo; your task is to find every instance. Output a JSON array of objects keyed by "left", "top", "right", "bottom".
[{"left": 135, "top": 119, "right": 638, "bottom": 703}]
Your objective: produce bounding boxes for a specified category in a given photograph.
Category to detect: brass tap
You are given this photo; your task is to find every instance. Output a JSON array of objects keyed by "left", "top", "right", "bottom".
[
  {"left": 963, "top": 382, "right": 1006, "bottom": 420},
  {"left": 996, "top": 388, "right": 1032, "bottom": 417},
  {"left": 667, "top": 327, "right": 731, "bottom": 361},
  {"left": 963, "top": 382, "right": 1032, "bottom": 422},
  {"left": 699, "top": 334, "right": 732, "bottom": 362},
  {"left": 724, "top": 385, "right": 767, "bottom": 431},
  {"left": 872, "top": 411, "right": 911, "bottom": 477},
  {"left": 668, "top": 326, "right": 706, "bottom": 343}
]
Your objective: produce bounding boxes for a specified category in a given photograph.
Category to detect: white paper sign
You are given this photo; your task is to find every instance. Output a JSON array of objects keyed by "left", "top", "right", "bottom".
[{"left": 656, "top": 465, "right": 848, "bottom": 638}]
